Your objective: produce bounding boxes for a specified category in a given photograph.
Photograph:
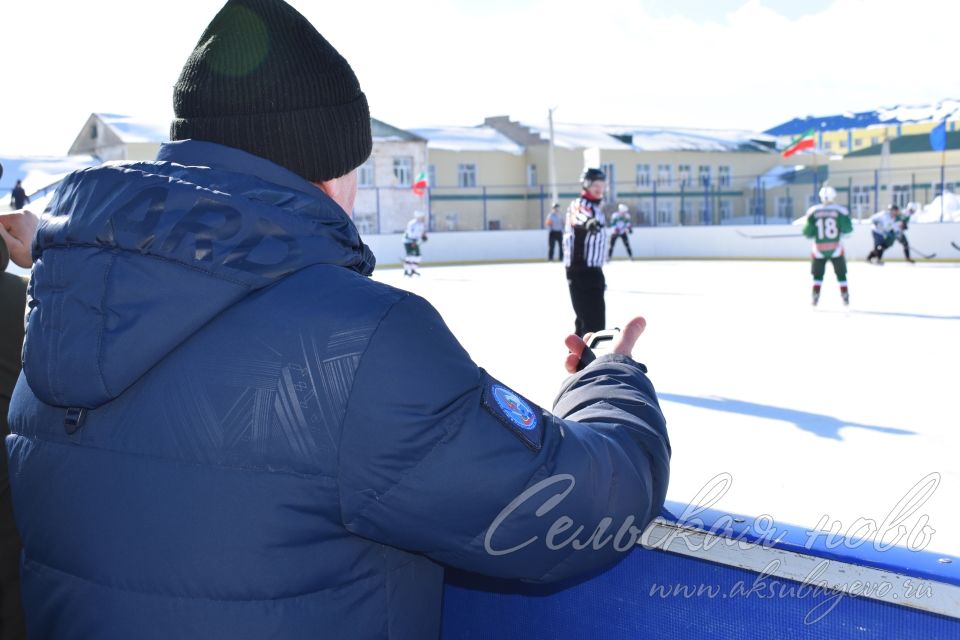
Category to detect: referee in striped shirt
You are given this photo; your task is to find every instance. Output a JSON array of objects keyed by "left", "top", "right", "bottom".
[{"left": 564, "top": 167, "right": 609, "bottom": 337}]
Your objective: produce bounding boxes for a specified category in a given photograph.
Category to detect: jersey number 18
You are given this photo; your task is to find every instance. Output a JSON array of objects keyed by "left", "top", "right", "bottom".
[{"left": 815, "top": 217, "right": 839, "bottom": 240}]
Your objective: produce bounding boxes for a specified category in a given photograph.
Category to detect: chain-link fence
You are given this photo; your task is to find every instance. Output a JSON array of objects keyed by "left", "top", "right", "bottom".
[{"left": 335, "top": 162, "right": 960, "bottom": 234}]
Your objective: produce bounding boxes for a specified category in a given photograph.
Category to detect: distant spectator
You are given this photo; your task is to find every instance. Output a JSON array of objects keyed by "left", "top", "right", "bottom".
[
  {"left": 545, "top": 203, "right": 564, "bottom": 261},
  {"left": 9, "top": 181, "right": 29, "bottom": 211}
]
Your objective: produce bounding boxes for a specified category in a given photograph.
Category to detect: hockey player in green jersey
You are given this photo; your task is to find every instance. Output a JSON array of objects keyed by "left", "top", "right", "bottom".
[{"left": 802, "top": 185, "right": 854, "bottom": 306}]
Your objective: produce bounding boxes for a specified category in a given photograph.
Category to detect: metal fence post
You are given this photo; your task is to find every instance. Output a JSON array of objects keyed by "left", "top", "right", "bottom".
[
  {"left": 426, "top": 187, "right": 433, "bottom": 232},
  {"left": 679, "top": 182, "right": 686, "bottom": 225},
  {"left": 539, "top": 184, "right": 545, "bottom": 228},
  {"left": 652, "top": 183, "right": 658, "bottom": 227},
  {"left": 873, "top": 169, "right": 879, "bottom": 211},
  {"left": 482, "top": 186, "right": 488, "bottom": 230}
]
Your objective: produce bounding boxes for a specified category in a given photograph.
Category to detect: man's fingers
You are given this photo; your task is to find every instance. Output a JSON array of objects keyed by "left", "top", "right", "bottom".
[
  {"left": 564, "top": 334, "right": 588, "bottom": 374},
  {"left": 564, "top": 333, "right": 586, "bottom": 357},
  {"left": 613, "top": 316, "right": 647, "bottom": 356}
]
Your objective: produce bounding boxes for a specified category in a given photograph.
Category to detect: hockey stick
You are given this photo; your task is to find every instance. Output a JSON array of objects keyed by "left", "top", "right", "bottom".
[
  {"left": 908, "top": 247, "right": 936, "bottom": 259},
  {"left": 735, "top": 230, "right": 803, "bottom": 239},
  {"left": 951, "top": 241, "right": 960, "bottom": 252}
]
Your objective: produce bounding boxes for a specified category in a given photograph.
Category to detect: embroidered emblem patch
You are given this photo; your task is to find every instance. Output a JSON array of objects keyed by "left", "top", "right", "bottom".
[{"left": 482, "top": 379, "right": 543, "bottom": 451}]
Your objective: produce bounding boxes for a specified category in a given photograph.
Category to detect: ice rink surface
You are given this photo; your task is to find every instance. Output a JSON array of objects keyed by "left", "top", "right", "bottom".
[{"left": 374, "top": 257, "right": 960, "bottom": 556}]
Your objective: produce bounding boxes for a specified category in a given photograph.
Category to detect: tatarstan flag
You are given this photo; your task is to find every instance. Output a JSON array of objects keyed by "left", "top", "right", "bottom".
[
  {"left": 782, "top": 129, "right": 816, "bottom": 158},
  {"left": 412, "top": 170, "right": 429, "bottom": 196}
]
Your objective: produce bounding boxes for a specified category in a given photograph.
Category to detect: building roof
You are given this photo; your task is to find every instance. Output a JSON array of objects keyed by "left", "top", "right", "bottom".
[
  {"left": 624, "top": 127, "right": 775, "bottom": 153},
  {"left": 514, "top": 120, "right": 774, "bottom": 153},
  {"left": 765, "top": 99, "right": 960, "bottom": 137},
  {"left": 844, "top": 130, "right": 960, "bottom": 157},
  {"left": 409, "top": 126, "right": 524, "bottom": 154},
  {"left": 371, "top": 118, "right": 425, "bottom": 142},
  {"left": 95, "top": 113, "right": 170, "bottom": 143}
]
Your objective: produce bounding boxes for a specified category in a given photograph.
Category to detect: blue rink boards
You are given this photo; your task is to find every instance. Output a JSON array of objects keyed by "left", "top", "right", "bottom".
[{"left": 441, "top": 502, "right": 960, "bottom": 639}]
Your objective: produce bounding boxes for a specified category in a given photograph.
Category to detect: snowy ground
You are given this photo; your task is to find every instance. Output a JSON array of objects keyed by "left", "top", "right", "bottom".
[{"left": 374, "top": 257, "right": 960, "bottom": 557}]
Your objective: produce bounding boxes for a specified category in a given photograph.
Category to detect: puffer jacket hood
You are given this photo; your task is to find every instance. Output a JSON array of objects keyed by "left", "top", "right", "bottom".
[{"left": 23, "top": 140, "right": 374, "bottom": 409}]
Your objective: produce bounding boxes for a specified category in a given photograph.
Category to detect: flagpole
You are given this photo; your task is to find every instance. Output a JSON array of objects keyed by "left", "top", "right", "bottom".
[{"left": 941, "top": 148, "right": 946, "bottom": 223}]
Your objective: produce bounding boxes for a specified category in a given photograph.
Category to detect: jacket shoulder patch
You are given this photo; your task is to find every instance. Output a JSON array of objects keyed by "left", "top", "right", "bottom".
[{"left": 481, "top": 378, "right": 543, "bottom": 452}]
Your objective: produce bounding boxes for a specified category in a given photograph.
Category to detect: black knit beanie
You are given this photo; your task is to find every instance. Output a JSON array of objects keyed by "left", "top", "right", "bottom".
[{"left": 171, "top": 0, "right": 372, "bottom": 183}]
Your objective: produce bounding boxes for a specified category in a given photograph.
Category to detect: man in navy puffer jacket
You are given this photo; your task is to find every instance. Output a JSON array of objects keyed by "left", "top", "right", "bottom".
[{"left": 5, "top": 1, "right": 670, "bottom": 638}]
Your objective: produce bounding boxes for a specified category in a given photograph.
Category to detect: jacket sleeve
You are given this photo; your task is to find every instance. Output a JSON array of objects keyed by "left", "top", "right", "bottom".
[{"left": 337, "top": 293, "right": 670, "bottom": 584}]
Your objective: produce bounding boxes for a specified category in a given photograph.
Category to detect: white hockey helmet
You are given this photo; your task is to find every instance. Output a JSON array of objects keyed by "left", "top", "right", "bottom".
[
  {"left": 414, "top": 210, "right": 427, "bottom": 219},
  {"left": 617, "top": 203, "right": 629, "bottom": 213},
  {"left": 905, "top": 201, "right": 920, "bottom": 213},
  {"left": 818, "top": 184, "right": 837, "bottom": 203}
]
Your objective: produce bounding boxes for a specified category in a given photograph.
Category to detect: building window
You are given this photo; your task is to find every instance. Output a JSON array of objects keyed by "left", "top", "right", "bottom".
[
  {"left": 851, "top": 185, "right": 871, "bottom": 213},
  {"left": 393, "top": 157, "right": 413, "bottom": 186},
  {"left": 698, "top": 165, "right": 712, "bottom": 188},
  {"left": 776, "top": 195, "right": 794, "bottom": 219},
  {"left": 678, "top": 164, "right": 692, "bottom": 187},
  {"left": 719, "top": 200, "right": 732, "bottom": 220},
  {"left": 657, "top": 201, "right": 674, "bottom": 225},
  {"left": 601, "top": 162, "right": 617, "bottom": 201},
  {"left": 891, "top": 184, "right": 911, "bottom": 208},
  {"left": 840, "top": 139, "right": 848, "bottom": 149},
  {"left": 824, "top": 141, "right": 832, "bottom": 150},
  {"left": 638, "top": 200, "right": 653, "bottom": 224},
  {"left": 428, "top": 164, "right": 436, "bottom": 189},
  {"left": 871, "top": 136, "right": 880, "bottom": 146},
  {"left": 358, "top": 159, "right": 375, "bottom": 188},
  {"left": 636, "top": 164, "right": 651, "bottom": 187},
  {"left": 854, "top": 138, "right": 863, "bottom": 148},
  {"left": 657, "top": 164, "right": 673, "bottom": 187},
  {"left": 90, "top": 124, "right": 98, "bottom": 140},
  {"left": 718, "top": 166, "right": 731, "bottom": 188},
  {"left": 527, "top": 164, "right": 538, "bottom": 187},
  {"left": 680, "top": 201, "right": 693, "bottom": 224},
  {"left": 457, "top": 163, "right": 477, "bottom": 188}
]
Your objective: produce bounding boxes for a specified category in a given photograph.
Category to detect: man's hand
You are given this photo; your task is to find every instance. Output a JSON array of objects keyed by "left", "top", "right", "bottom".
[
  {"left": 563, "top": 316, "right": 647, "bottom": 374},
  {"left": 0, "top": 209, "right": 39, "bottom": 268}
]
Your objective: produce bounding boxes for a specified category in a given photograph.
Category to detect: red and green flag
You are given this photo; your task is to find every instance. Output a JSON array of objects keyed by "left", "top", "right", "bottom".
[
  {"left": 782, "top": 129, "right": 816, "bottom": 158},
  {"left": 412, "top": 170, "right": 429, "bottom": 196}
]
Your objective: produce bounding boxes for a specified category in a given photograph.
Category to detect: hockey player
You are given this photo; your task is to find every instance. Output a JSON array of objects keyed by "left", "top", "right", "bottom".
[
  {"left": 403, "top": 210, "right": 428, "bottom": 276},
  {"left": 802, "top": 184, "right": 853, "bottom": 306},
  {"left": 564, "top": 168, "right": 609, "bottom": 336},
  {"left": 607, "top": 203, "right": 634, "bottom": 260},
  {"left": 894, "top": 202, "right": 917, "bottom": 263},
  {"left": 866, "top": 204, "right": 899, "bottom": 264}
]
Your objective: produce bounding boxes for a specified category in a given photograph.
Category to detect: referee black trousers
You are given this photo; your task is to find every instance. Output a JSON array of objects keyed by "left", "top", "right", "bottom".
[{"left": 566, "top": 267, "right": 605, "bottom": 337}]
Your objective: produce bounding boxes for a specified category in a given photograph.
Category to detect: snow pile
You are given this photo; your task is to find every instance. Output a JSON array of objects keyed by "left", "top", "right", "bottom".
[{"left": 914, "top": 192, "right": 960, "bottom": 223}]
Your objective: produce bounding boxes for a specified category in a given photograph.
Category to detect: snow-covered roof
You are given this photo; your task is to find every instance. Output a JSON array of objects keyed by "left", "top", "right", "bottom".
[
  {"left": 766, "top": 99, "right": 960, "bottom": 136},
  {"left": 0, "top": 155, "right": 99, "bottom": 200},
  {"left": 515, "top": 121, "right": 773, "bottom": 152},
  {"left": 625, "top": 127, "right": 774, "bottom": 152},
  {"left": 95, "top": 113, "right": 169, "bottom": 143},
  {"left": 756, "top": 163, "right": 826, "bottom": 189},
  {"left": 409, "top": 126, "right": 524, "bottom": 154},
  {"left": 518, "top": 122, "right": 633, "bottom": 150}
]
